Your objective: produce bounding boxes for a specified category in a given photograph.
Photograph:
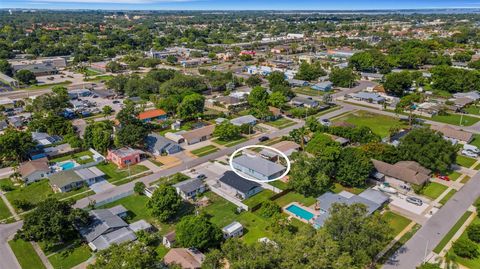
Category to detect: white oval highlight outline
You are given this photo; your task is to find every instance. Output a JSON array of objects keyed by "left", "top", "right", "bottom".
[{"left": 229, "top": 144, "right": 291, "bottom": 183}]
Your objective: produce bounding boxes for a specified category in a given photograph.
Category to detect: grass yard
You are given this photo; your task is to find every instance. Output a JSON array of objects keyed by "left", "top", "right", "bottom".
[
  {"left": 448, "top": 216, "right": 480, "bottom": 269},
  {"left": 268, "top": 180, "right": 289, "bottom": 190},
  {"left": 51, "top": 150, "right": 94, "bottom": 165},
  {"left": 382, "top": 211, "right": 412, "bottom": 236},
  {"left": 0, "top": 198, "right": 12, "bottom": 220},
  {"left": 433, "top": 211, "right": 473, "bottom": 253},
  {"left": 465, "top": 105, "right": 480, "bottom": 116},
  {"left": 292, "top": 86, "right": 328, "bottom": 96},
  {"left": 23, "top": 81, "right": 72, "bottom": 91},
  {"left": 243, "top": 190, "right": 275, "bottom": 208},
  {"left": 265, "top": 118, "right": 297, "bottom": 129},
  {"left": 439, "top": 189, "right": 457, "bottom": 205},
  {"left": 8, "top": 239, "right": 46, "bottom": 269},
  {"left": 470, "top": 134, "right": 480, "bottom": 148},
  {"left": 48, "top": 243, "right": 92, "bottom": 269},
  {"left": 201, "top": 192, "right": 238, "bottom": 228},
  {"left": 85, "top": 74, "right": 114, "bottom": 82},
  {"left": 190, "top": 145, "right": 219, "bottom": 157},
  {"left": 5, "top": 179, "right": 93, "bottom": 211},
  {"left": 448, "top": 171, "right": 462, "bottom": 181},
  {"left": 96, "top": 163, "right": 149, "bottom": 182},
  {"left": 212, "top": 136, "right": 248, "bottom": 147},
  {"left": 461, "top": 176, "right": 471, "bottom": 184},
  {"left": 332, "top": 183, "right": 367, "bottom": 195},
  {"left": 456, "top": 155, "right": 477, "bottom": 168},
  {"left": 273, "top": 191, "right": 316, "bottom": 207},
  {"left": 431, "top": 113, "right": 480, "bottom": 126},
  {"left": 421, "top": 182, "right": 449, "bottom": 200},
  {"left": 236, "top": 211, "right": 273, "bottom": 244},
  {"left": 332, "top": 110, "right": 406, "bottom": 138}
]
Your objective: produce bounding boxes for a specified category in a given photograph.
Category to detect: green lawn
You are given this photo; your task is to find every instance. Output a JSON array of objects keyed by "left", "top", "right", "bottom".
[
  {"left": 5, "top": 180, "right": 92, "bottom": 211},
  {"left": 201, "top": 192, "right": 239, "bottom": 228},
  {"left": 51, "top": 150, "right": 94, "bottom": 164},
  {"left": 212, "top": 136, "right": 248, "bottom": 147},
  {"left": 23, "top": 81, "right": 72, "bottom": 91},
  {"left": 465, "top": 105, "right": 480, "bottom": 116},
  {"left": 439, "top": 189, "right": 457, "bottom": 205},
  {"left": 273, "top": 191, "right": 316, "bottom": 207},
  {"left": 433, "top": 211, "right": 473, "bottom": 253},
  {"left": 461, "top": 176, "right": 471, "bottom": 184},
  {"left": 96, "top": 163, "right": 149, "bottom": 182},
  {"left": 431, "top": 113, "right": 480, "bottom": 126},
  {"left": 293, "top": 86, "right": 328, "bottom": 96},
  {"left": 382, "top": 211, "right": 412, "bottom": 236},
  {"left": 236, "top": 211, "right": 273, "bottom": 244},
  {"left": 448, "top": 216, "right": 480, "bottom": 269},
  {"left": 265, "top": 118, "right": 297, "bottom": 129},
  {"left": 421, "top": 182, "right": 449, "bottom": 200},
  {"left": 0, "top": 196, "right": 12, "bottom": 220},
  {"left": 447, "top": 171, "right": 462, "bottom": 181},
  {"left": 48, "top": 243, "right": 92, "bottom": 269},
  {"left": 456, "top": 155, "right": 477, "bottom": 168},
  {"left": 85, "top": 74, "right": 114, "bottom": 82},
  {"left": 8, "top": 239, "right": 46, "bottom": 269},
  {"left": 332, "top": 183, "right": 367, "bottom": 195},
  {"left": 243, "top": 190, "right": 275, "bottom": 208},
  {"left": 190, "top": 145, "right": 219, "bottom": 157},
  {"left": 268, "top": 180, "right": 289, "bottom": 190},
  {"left": 470, "top": 134, "right": 480, "bottom": 148},
  {"left": 332, "top": 110, "right": 406, "bottom": 138}
]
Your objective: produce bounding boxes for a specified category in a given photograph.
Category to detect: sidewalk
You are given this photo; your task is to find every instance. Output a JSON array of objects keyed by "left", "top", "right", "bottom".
[
  {"left": 0, "top": 192, "right": 19, "bottom": 221},
  {"left": 438, "top": 210, "right": 477, "bottom": 256},
  {"left": 31, "top": 241, "right": 53, "bottom": 269}
]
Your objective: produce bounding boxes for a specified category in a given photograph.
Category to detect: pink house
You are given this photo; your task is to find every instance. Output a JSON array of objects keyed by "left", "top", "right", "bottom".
[{"left": 107, "top": 147, "right": 143, "bottom": 169}]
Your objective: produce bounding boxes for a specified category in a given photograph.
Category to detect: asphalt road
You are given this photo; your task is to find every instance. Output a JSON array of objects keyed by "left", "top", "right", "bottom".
[
  {"left": 0, "top": 222, "right": 23, "bottom": 269},
  {"left": 382, "top": 170, "right": 480, "bottom": 269}
]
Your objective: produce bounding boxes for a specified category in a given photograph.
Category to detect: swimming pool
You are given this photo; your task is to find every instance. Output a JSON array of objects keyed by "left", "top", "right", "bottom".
[
  {"left": 59, "top": 161, "right": 76, "bottom": 170},
  {"left": 285, "top": 204, "right": 315, "bottom": 221}
]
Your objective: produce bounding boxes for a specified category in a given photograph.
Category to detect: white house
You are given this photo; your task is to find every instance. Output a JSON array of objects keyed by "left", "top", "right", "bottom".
[{"left": 222, "top": 221, "right": 244, "bottom": 239}]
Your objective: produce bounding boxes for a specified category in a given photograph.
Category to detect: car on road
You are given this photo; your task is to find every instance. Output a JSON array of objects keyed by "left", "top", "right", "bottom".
[
  {"left": 113, "top": 100, "right": 120, "bottom": 104},
  {"left": 461, "top": 149, "right": 478, "bottom": 158},
  {"left": 406, "top": 196, "right": 423, "bottom": 206},
  {"left": 435, "top": 174, "right": 450, "bottom": 181},
  {"left": 196, "top": 174, "right": 207, "bottom": 180},
  {"left": 319, "top": 118, "right": 331, "bottom": 127},
  {"left": 258, "top": 136, "right": 269, "bottom": 142}
]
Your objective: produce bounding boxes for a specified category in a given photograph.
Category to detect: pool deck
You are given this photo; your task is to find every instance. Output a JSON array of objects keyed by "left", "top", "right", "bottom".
[{"left": 283, "top": 202, "right": 320, "bottom": 224}]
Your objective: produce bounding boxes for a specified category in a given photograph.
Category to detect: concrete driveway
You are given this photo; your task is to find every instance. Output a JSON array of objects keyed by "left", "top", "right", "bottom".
[{"left": 89, "top": 180, "right": 115, "bottom": 194}]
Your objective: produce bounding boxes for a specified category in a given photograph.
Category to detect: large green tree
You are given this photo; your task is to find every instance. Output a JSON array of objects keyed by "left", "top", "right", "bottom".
[
  {"left": 335, "top": 147, "right": 373, "bottom": 187},
  {"left": 176, "top": 93, "right": 205, "bottom": 120},
  {"left": 383, "top": 71, "right": 413, "bottom": 96},
  {"left": 16, "top": 198, "right": 89, "bottom": 244},
  {"left": 0, "top": 128, "right": 36, "bottom": 163},
  {"left": 295, "top": 62, "right": 326, "bottom": 81},
  {"left": 146, "top": 184, "right": 182, "bottom": 222},
  {"left": 213, "top": 121, "right": 241, "bottom": 141},
  {"left": 88, "top": 242, "right": 157, "bottom": 269},
  {"left": 15, "top": 69, "right": 36, "bottom": 85},
  {"left": 329, "top": 68, "right": 357, "bottom": 88},
  {"left": 83, "top": 121, "right": 114, "bottom": 153},
  {"left": 175, "top": 215, "right": 223, "bottom": 251},
  {"left": 288, "top": 153, "right": 333, "bottom": 196}
]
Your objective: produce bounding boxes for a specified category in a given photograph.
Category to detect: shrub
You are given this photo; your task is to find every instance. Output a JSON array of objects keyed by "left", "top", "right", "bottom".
[
  {"left": 467, "top": 223, "right": 480, "bottom": 243},
  {"left": 259, "top": 200, "right": 281, "bottom": 218},
  {"left": 452, "top": 238, "right": 479, "bottom": 258}
]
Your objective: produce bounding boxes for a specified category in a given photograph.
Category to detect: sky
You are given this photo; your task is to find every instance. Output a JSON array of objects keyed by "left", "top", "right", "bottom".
[{"left": 2, "top": 0, "right": 480, "bottom": 11}]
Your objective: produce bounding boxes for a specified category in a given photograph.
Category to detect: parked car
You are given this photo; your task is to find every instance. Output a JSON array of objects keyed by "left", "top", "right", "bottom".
[
  {"left": 435, "top": 174, "right": 450, "bottom": 181},
  {"left": 461, "top": 149, "right": 478, "bottom": 158},
  {"left": 463, "top": 144, "right": 480, "bottom": 154},
  {"left": 319, "top": 119, "right": 331, "bottom": 127},
  {"left": 196, "top": 174, "right": 207, "bottom": 180},
  {"left": 113, "top": 100, "right": 120, "bottom": 104},
  {"left": 258, "top": 136, "right": 269, "bottom": 142},
  {"left": 406, "top": 196, "right": 423, "bottom": 206}
]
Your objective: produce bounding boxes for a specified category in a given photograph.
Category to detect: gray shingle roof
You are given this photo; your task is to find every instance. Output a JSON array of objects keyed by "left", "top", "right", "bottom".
[
  {"left": 173, "top": 178, "right": 205, "bottom": 194},
  {"left": 219, "top": 171, "right": 261, "bottom": 194},
  {"left": 230, "top": 115, "right": 258, "bottom": 126},
  {"left": 233, "top": 155, "right": 286, "bottom": 177}
]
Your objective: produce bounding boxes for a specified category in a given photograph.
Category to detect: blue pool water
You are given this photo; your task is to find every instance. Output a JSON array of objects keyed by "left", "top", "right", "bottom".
[
  {"left": 286, "top": 204, "right": 314, "bottom": 221},
  {"left": 59, "top": 161, "right": 76, "bottom": 170}
]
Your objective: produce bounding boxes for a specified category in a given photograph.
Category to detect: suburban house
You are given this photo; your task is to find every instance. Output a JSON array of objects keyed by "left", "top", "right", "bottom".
[
  {"left": 288, "top": 79, "right": 309, "bottom": 87},
  {"left": 180, "top": 125, "right": 215, "bottom": 145},
  {"left": 173, "top": 178, "right": 206, "bottom": 200},
  {"left": 79, "top": 206, "right": 151, "bottom": 251},
  {"left": 311, "top": 81, "right": 333, "bottom": 91},
  {"left": 162, "top": 231, "right": 176, "bottom": 248},
  {"left": 372, "top": 159, "right": 431, "bottom": 187},
  {"left": 360, "top": 72, "right": 384, "bottom": 80},
  {"left": 222, "top": 221, "right": 244, "bottom": 239},
  {"left": 313, "top": 189, "right": 389, "bottom": 228},
  {"left": 145, "top": 133, "right": 182, "bottom": 156},
  {"left": 453, "top": 91, "right": 480, "bottom": 101},
  {"left": 430, "top": 125, "right": 473, "bottom": 144},
  {"left": 209, "top": 96, "right": 248, "bottom": 111},
  {"left": 107, "top": 147, "right": 144, "bottom": 168},
  {"left": 218, "top": 171, "right": 263, "bottom": 200},
  {"left": 48, "top": 167, "right": 105, "bottom": 193},
  {"left": 163, "top": 248, "right": 205, "bottom": 269},
  {"left": 137, "top": 108, "right": 167, "bottom": 122},
  {"left": 290, "top": 97, "right": 319, "bottom": 108},
  {"left": 32, "top": 131, "right": 62, "bottom": 146},
  {"left": 232, "top": 154, "right": 286, "bottom": 181},
  {"left": 230, "top": 115, "right": 258, "bottom": 126},
  {"left": 348, "top": 92, "right": 386, "bottom": 104},
  {"left": 19, "top": 157, "right": 51, "bottom": 184}
]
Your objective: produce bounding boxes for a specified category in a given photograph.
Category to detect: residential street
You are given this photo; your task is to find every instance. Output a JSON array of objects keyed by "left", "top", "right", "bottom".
[
  {"left": 382, "top": 170, "right": 480, "bottom": 269},
  {"left": 0, "top": 222, "right": 22, "bottom": 269}
]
